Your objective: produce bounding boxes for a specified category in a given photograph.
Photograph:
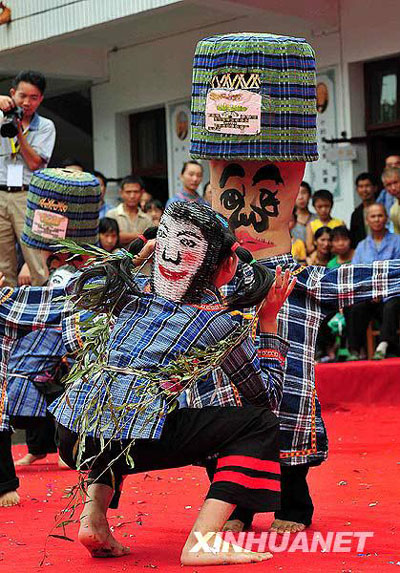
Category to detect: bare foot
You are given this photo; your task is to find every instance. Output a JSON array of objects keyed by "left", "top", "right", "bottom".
[
  {"left": 15, "top": 453, "right": 46, "bottom": 466},
  {"left": 78, "top": 512, "right": 130, "bottom": 558},
  {"left": 222, "top": 519, "right": 245, "bottom": 533},
  {"left": 270, "top": 518, "right": 306, "bottom": 534},
  {"left": 0, "top": 490, "right": 20, "bottom": 507},
  {"left": 181, "top": 532, "right": 272, "bottom": 565}
]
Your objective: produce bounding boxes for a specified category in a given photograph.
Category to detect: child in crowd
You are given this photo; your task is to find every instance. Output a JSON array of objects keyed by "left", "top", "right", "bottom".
[
  {"left": 292, "top": 181, "right": 316, "bottom": 244},
  {"left": 327, "top": 226, "right": 354, "bottom": 269},
  {"left": 306, "top": 189, "right": 343, "bottom": 253},
  {"left": 144, "top": 199, "right": 164, "bottom": 226},
  {"left": 50, "top": 201, "right": 294, "bottom": 565},
  {"left": 99, "top": 217, "right": 120, "bottom": 253},
  {"left": 203, "top": 181, "right": 213, "bottom": 204},
  {"left": 289, "top": 210, "right": 306, "bottom": 264},
  {"left": 140, "top": 190, "right": 153, "bottom": 211},
  {"left": 306, "top": 226, "right": 332, "bottom": 266},
  {"left": 323, "top": 226, "right": 354, "bottom": 361}
]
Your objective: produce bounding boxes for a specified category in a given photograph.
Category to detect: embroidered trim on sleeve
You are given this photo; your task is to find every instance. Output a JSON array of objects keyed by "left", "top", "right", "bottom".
[{"left": 258, "top": 348, "right": 285, "bottom": 365}]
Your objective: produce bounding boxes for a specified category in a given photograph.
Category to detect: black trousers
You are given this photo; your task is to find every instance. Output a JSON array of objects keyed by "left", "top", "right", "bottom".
[
  {"left": 0, "top": 417, "right": 58, "bottom": 495},
  {"left": 11, "top": 415, "right": 58, "bottom": 456},
  {"left": 57, "top": 406, "right": 281, "bottom": 511},
  {"left": 0, "top": 430, "right": 19, "bottom": 495},
  {"left": 347, "top": 297, "right": 400, "bottom": 354},
  {"left": 207, "top": 461, "right": 314, "bottom": 528}
]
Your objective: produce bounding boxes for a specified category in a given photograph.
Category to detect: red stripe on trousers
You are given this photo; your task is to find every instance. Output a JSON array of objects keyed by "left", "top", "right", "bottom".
[
  {"left": 217, "top": 455, "right": 280, "bottom": 475},
  {"left": 213, "top": 470, "right": 280, "bottom": 491}
]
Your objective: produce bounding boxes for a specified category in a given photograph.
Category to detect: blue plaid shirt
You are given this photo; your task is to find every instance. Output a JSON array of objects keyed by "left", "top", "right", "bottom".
[
  {"left": 7, "top": 327, "right": 69, "bottom": 418},
  {"left": 188, "top": 255, "right": 400, "bottom": 466},
  {"left": 0, "top": 287, "right": 66, "bottom": 431},
  {"left": 51, "top": 291, "right": 289, "bottom": 441}
]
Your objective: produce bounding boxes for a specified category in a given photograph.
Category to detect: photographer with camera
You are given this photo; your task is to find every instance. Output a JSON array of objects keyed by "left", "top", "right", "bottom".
[{"left": 0, "top": 71, "right": 56, "bottom": 286}]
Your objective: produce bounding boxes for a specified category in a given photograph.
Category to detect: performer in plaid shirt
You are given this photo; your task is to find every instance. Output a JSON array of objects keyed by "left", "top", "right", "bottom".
[
  {"left": 0, "top": 284, "right": 66, "bottom": 507},
  {"left": 51, "top": 202, "right": 295, "bottom": 565},
  {"left": 190, "top": 253, "right": 400, "bottom": 532},
  {"left": 187, "top": 31, "right": 400, "bottom": 534},
  {"left": 7, "top": 266, "right": 77, "bottom": 467}
]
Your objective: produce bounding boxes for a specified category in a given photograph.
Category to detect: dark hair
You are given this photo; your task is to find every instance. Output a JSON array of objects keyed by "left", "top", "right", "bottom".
[
  {"left": 181, "top": 160, "right": 203, "bottom": 175},
  {"left": 99, "top": 217, "right": 119, "bottom": 237},
  {"left": 314, "top": 226, "right": 332, "bottom": 241},
  {"left": 300, "top": 181, "right": 312, "bottom": 195},
  {"left": 12, "top": 71, "right": 46, "bottom": 94},
  {"left": 60, "top": 157, "right": 85, "bottom": 170},
  {"left": 93, "top": 170, "right": 108, "bottom": 186},
  {"left": 291, "top": 208, "right": 297, "bottom": 221},
  {"left": 73, "top": 202, "right": 274, "bottom": 313},
  {"left": 312, "top": 189, "right": 333, "bottom": 207},
  {"left": 355, "top": 172, "right": 378, "bottom": 187},
  {"left": 120, "top": 175, "right": 145, "bottom": 190},
  {"left": 330, "top": 225, "right": 350, "bottom": 241},
  {"left": 144, "top": 199, "right": 164, "bottom": 213}
]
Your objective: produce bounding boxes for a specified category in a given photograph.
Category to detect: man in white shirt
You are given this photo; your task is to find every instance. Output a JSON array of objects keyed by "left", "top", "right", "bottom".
[
  {"left": 107, "top": 176, "right": 152, "bottom": 247},
  {"left": 0, "top": 71, "right": 56, "bottom": 286}
]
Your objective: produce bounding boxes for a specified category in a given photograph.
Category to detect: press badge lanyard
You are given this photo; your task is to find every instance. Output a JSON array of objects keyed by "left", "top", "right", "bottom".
[
  {"left": 9, "top": 127, "right": 28, "bottom": 159},
  {"left": 6, "top": 127, "right": 29, "bottom": 187}
]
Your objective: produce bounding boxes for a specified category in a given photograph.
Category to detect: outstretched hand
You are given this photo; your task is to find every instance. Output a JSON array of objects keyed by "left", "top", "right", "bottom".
[
  {"left": 258, "top": 266, "right": 296, "bottom": 332},
  {"left": 0, "top": 272, "right": 5, "bottom": 288},
  {"left": 133, "top": 239, "right": 156, "bottom": 266}
]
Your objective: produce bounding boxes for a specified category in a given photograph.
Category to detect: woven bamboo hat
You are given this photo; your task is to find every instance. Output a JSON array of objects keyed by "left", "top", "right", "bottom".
[
  {"left": 21, "top": 168, "right": 101, "bottom": 251},
  {"left": 190, "top": 32, "right": 318, "bottom": 162}
]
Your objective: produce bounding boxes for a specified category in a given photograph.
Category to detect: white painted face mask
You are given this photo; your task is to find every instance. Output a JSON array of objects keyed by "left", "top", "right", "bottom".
[
  {"left": 48, "top": 267, "right": 75, "bottom": 287},
  {"left": 153, "top": 212, "right": 208, "bottom": 302}
]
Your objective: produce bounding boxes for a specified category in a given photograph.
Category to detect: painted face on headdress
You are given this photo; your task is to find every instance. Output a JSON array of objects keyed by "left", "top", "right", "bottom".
[
  {"left": 210, "top": 160, "right": 305, "bottom": 254},
  {"left": 153, "top": 212, "right": 208, "bottom": 301},
  {"left": 48, "top": 266, "right": 76, "bottom": 287}
]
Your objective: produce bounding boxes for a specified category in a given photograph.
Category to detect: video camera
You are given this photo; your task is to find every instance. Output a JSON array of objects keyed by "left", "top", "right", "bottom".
[{"left": 0, "top": 106, "right": 24, "bottom": 138}]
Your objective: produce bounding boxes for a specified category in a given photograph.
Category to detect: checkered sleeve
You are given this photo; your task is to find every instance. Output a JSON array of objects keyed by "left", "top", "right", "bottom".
[
  {"left": 220, "top": 332, "right": 289, "bottom": 410},
  {"left": 0, "top": 286, "right": 65, "bottom": 337},
  {"left": 61, "top": 310, "right": 98, "bottom": 354},
  {"left": 316, "top": 260, "right": 400, "bottom": 310}
]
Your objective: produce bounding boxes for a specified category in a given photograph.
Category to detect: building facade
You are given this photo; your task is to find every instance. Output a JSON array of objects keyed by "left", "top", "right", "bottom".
[{"left": 1, "top": 0, "right": 400, "bottom": 219}]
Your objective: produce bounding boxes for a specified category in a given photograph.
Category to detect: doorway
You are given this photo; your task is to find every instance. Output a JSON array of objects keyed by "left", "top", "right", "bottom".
[
  {"left": 130, "top": 107, "right": 168, "bottom": 204},
  {"left": 365, "top": 57, "right": 400, "bottom": 174}
]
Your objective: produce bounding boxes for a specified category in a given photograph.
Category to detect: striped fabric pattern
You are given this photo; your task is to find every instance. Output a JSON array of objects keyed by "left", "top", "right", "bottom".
[
  {"left": 0, "top": 286, "right": 66, "bottom": 431},
  {"left": 190, "top": 32, "right": 318, "bottom": 161},
  {"left": 21, "top": 168, "right": 101, "bottom": 251},
  {"left": 214, "top": 455, "right": 280, "bottom": 491},
  {"left": 7, "top": 327, "right": 68, "bottom": 418},
  {"left": 188, "top": 256, "right": 400, "bottom": 466},
  {"left": 50, "top": 291, "right": 288, "bottom": 441}
]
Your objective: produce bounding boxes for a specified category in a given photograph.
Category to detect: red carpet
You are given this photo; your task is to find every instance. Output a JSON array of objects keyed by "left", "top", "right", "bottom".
[
  {"left": 316, "top": 357, "right": 400, "bottom": 407},
  {"left": 1, "top": 403, "right": 399, "bottom": 572}
]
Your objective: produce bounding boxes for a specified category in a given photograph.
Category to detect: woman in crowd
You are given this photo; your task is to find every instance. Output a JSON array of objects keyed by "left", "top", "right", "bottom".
[
  {"left": 98, "top": 217, "right": 120, "bottom": 253},
  {"left": 144, "top": 199, "right": 164, "bottom": 226},
  {"left": 292, "top": 181, "right": 316, "bottom": 244},
  {"left": 307, "top": 226, "right": 332, "bottom": 266}
]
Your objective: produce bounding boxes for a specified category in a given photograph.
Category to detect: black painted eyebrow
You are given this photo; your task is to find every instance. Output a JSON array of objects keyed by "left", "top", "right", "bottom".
[
  {"left": 252, "top": 165, "right": 284, "bottom": 186},
  {"left": 219, "top": 163, "right": 245, "bottom": 188},
  {"left": 177, "top": 230, "right": 203, "bottom": 240}
]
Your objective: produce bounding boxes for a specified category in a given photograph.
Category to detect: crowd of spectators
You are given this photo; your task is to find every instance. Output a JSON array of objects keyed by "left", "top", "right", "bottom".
[
  {"left": 1, "top": 70, "right": 399, "bottom": 368},
  {"left": 291, "top": 154, "right": 400, "bottom": 362}
]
